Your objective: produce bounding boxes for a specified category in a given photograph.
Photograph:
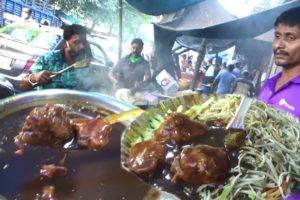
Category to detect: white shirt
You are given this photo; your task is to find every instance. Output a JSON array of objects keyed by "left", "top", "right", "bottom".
[{"left": 205, "top": 65, "right": 215, "bottom": 77}]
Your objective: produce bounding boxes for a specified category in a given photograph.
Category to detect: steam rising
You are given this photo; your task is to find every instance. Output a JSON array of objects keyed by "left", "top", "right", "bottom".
[{"left": 74, "top": 66, "right": 114, "bottom": 96}]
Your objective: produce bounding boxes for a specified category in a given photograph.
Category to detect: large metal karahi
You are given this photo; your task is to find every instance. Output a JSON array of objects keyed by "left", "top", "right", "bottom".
[
  {"left": 0, "top": 89, "right": 154, "bottom": 200},
  {"left": 121, "top": 94, "right": 300, "bottom": 199}
]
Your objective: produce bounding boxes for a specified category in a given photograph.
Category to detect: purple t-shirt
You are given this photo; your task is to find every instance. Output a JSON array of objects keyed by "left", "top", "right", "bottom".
[
  {"left": 258, "top": 72, "right": 300, "bottom": 119},
  {"left": 286, "top": 190, "right": 300, "bottom": 200}
]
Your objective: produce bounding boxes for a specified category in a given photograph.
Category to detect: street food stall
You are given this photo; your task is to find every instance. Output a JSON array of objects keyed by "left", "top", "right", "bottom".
[{"left": 1, "top": 0, "right": 300, "bottom": 199}]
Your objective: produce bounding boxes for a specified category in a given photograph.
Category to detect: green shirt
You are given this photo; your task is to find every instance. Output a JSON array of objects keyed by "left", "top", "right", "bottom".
[
  {"left": 112, "top": 55, "right": 150, "bottom": 89},
  {"left": 30, "top": 50, "right": 88, "bottom": 90}
]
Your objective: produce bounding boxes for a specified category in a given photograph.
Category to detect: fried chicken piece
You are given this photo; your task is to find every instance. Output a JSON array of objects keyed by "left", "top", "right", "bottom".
[
  {"left": 40, "top": 164, "right": 68, "bottom": 179},
  {"left": 15, "top": 104, "right": 72, "bottom": 153},
  {"left": 127, "top": 140, "right": 166, "bottom": 176},
  {"left": 171, "top": 145, "right": 229, "bottom": 185},
  {"left": 155, "top": 112, "right": 206, "bottom": 144},
  {"left": 41, "top": 185, "right": 57, "bottom": 200},
  {"left": 71, "top": 116, "right": 112, "bottom": 149}
]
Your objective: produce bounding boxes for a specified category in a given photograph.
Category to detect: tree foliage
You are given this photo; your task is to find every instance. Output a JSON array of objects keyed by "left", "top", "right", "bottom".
[{"left": 55, "top": 0, "right": 154, "bottom": 40}]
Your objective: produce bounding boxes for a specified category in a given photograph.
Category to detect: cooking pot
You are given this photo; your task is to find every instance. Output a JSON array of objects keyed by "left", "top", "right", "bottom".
[{"left": 0, "top": 89, "right": 168, "bottom": 200}]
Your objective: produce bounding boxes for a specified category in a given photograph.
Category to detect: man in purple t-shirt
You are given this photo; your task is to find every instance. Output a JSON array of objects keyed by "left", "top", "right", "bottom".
[{"left": 259, "top": 7, "right": 300, "bottom": 119}]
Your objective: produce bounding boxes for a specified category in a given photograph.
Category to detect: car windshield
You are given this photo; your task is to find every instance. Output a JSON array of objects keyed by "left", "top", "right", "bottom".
[
  {"left": 0, "top": 24, "right": 61, "bottom": 49},
  {"left": 90, "top": 43, "right": 106, "bottom": 64},
  {"left": 89, "top": 35, "right": 130, "bottom": 63},
  {"left": 31, "top": 31, "right": 61, "bottom": 49}
]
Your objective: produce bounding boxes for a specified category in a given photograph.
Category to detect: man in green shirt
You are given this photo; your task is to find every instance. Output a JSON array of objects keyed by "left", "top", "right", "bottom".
[
  {"left": 109, "top": 38, "right": 151, "bottom": 90},
  {"left": 20, "top": 24, "right": 91, "bottom": 91},
  {"left": 108, "top": 38, "right": 151, "bottom": 103}
]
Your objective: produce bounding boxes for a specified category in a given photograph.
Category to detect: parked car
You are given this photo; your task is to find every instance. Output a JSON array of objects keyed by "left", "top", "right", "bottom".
[
  {"left": 88, "top": 33, "right": 131, "bottom": 64},
  {"left": 0, "top": 24, "right": 114, "bottom": 94}
]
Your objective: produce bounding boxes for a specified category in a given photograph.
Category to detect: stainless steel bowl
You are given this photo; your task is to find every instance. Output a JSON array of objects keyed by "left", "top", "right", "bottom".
[
  {"left": 0, "top": 89, "right": 136, "bottom": 119},
  {"left": 0, "top": 89, "right": 158, "bottom": 200}
]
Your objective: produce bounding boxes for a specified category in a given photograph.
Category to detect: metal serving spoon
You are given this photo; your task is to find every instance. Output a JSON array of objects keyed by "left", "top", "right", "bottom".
[{"left": 226, "top": 96, "right": 253, "bottom": 130}]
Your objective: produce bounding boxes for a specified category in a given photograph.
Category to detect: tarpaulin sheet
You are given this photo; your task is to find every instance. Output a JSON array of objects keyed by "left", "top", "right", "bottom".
[
  {"left": 58, "top": 11, "right": 80, "bottom": 25},
  {"left": 126, "top": 0, "right": 203, "bottom": 15},
  {"left": 155, "top": 0, "right": 300, "bottom": 39}
]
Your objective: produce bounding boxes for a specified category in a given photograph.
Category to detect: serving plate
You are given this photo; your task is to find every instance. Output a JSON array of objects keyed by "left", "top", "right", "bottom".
[{"left": 121, "top": 94, "right": 300, "bottom": 200}]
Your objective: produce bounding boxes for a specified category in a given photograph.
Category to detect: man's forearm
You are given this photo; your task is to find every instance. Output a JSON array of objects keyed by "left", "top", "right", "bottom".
[
  {"left": 19, "top": 74, "right": 37, "bottom": 91},
  {"left": 108, "top": 70, "right": 117, "bottom": 84}
]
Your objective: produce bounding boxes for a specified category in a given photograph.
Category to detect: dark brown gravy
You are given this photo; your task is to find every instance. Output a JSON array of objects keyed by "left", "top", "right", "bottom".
[
  {"left": 139, "top": 128, "right": 241, "bottom": 199},
  {"left": 0, "top": 108, "right": 151, "bottom": 200}
]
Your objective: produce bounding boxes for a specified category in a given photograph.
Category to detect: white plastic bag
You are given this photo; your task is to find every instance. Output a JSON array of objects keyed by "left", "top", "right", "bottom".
[{"left": 155, "top": 69, "right": 179, "bottom": 96}]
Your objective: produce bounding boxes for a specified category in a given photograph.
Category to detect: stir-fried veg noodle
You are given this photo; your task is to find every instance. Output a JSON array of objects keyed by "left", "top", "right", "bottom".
[
  {"left": 195, "top": 98, "right": 300, "bottom": 200},
  {"left": 127, "top": 95, "right": 241, "bottom": 147},
  {"left": 125, "top": 95, "right": 300, "bottom": 199}
]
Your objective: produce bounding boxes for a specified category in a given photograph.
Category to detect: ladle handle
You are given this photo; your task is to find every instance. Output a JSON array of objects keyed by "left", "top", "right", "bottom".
[
  {"left": 50, "top": 65, "right": 74, "bottom": 78},
  {"left": 105, "top": 108, "right": 144, "bottom": 124},
  {"left": 31, "top": 65, "right": 74, "bottom": 87}
]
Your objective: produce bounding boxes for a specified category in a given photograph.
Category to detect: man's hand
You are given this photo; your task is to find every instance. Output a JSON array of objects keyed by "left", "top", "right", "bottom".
[
  {"left": 111, "top": 80, "right": 118, "bottom": 90},
  {"left": 31, "top": 70, "right": 57, "bottom": 85},
  {"left": 20, "top": 70, "right": 58, "bottom": 91}
]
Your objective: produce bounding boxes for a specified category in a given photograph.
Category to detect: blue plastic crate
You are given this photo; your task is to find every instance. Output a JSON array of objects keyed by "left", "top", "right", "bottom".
[{"left": 3, "top": 0, "right": 63, "bottom": 27}]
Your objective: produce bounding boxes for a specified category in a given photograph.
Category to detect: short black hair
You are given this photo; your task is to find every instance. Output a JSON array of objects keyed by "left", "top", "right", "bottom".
[
  {"left": 131, "top": 38, "right": 143, "bottom": 46},
  {"left": 42, "top": 20, "right": 49, "bottom": 26},
  {"left": 242, "top": 70, "right": 249, "bottom": 77},
  {"left": 274, "top": 6, "right": 300, "bottom": 27},
  {"left": 63, "top": 24, "right": 88, "bottom": 40},
  {"left": 23, "top": 7, "right": 32, "bottom": 15},
  {"left": 228, "top": 64, "right": 234, "bottom": 71}
]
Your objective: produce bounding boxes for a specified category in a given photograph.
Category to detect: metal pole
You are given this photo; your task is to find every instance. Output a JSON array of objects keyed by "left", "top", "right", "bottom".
[
  {"left": 0, "top": 0, "right": 3, "bottom": 27},
  {"left": 118, "top": 0, "right": 123, "bottom": 60},
  {"left": 189, "top": 39, "right": 207, "bottom": 90}
]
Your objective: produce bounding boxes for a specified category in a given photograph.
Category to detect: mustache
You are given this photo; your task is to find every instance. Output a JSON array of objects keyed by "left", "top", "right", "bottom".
[
  {"left": 274, "top": 50, "right": 289, "bottom": 56},
  {"left": 70, "top": 49, "right": 86, "bottom": 57}
]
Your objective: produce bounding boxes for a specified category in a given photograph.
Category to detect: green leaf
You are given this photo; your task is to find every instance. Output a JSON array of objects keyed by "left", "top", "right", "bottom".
[
  {"left": 130, "top": 136, "right": 142, "bottom": 147},
  {"left": 219, "top": 185, "right": 232, "bottom": 200},
  {"left": 248, "top": 193, "right": 256, "bottom": 200}
]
